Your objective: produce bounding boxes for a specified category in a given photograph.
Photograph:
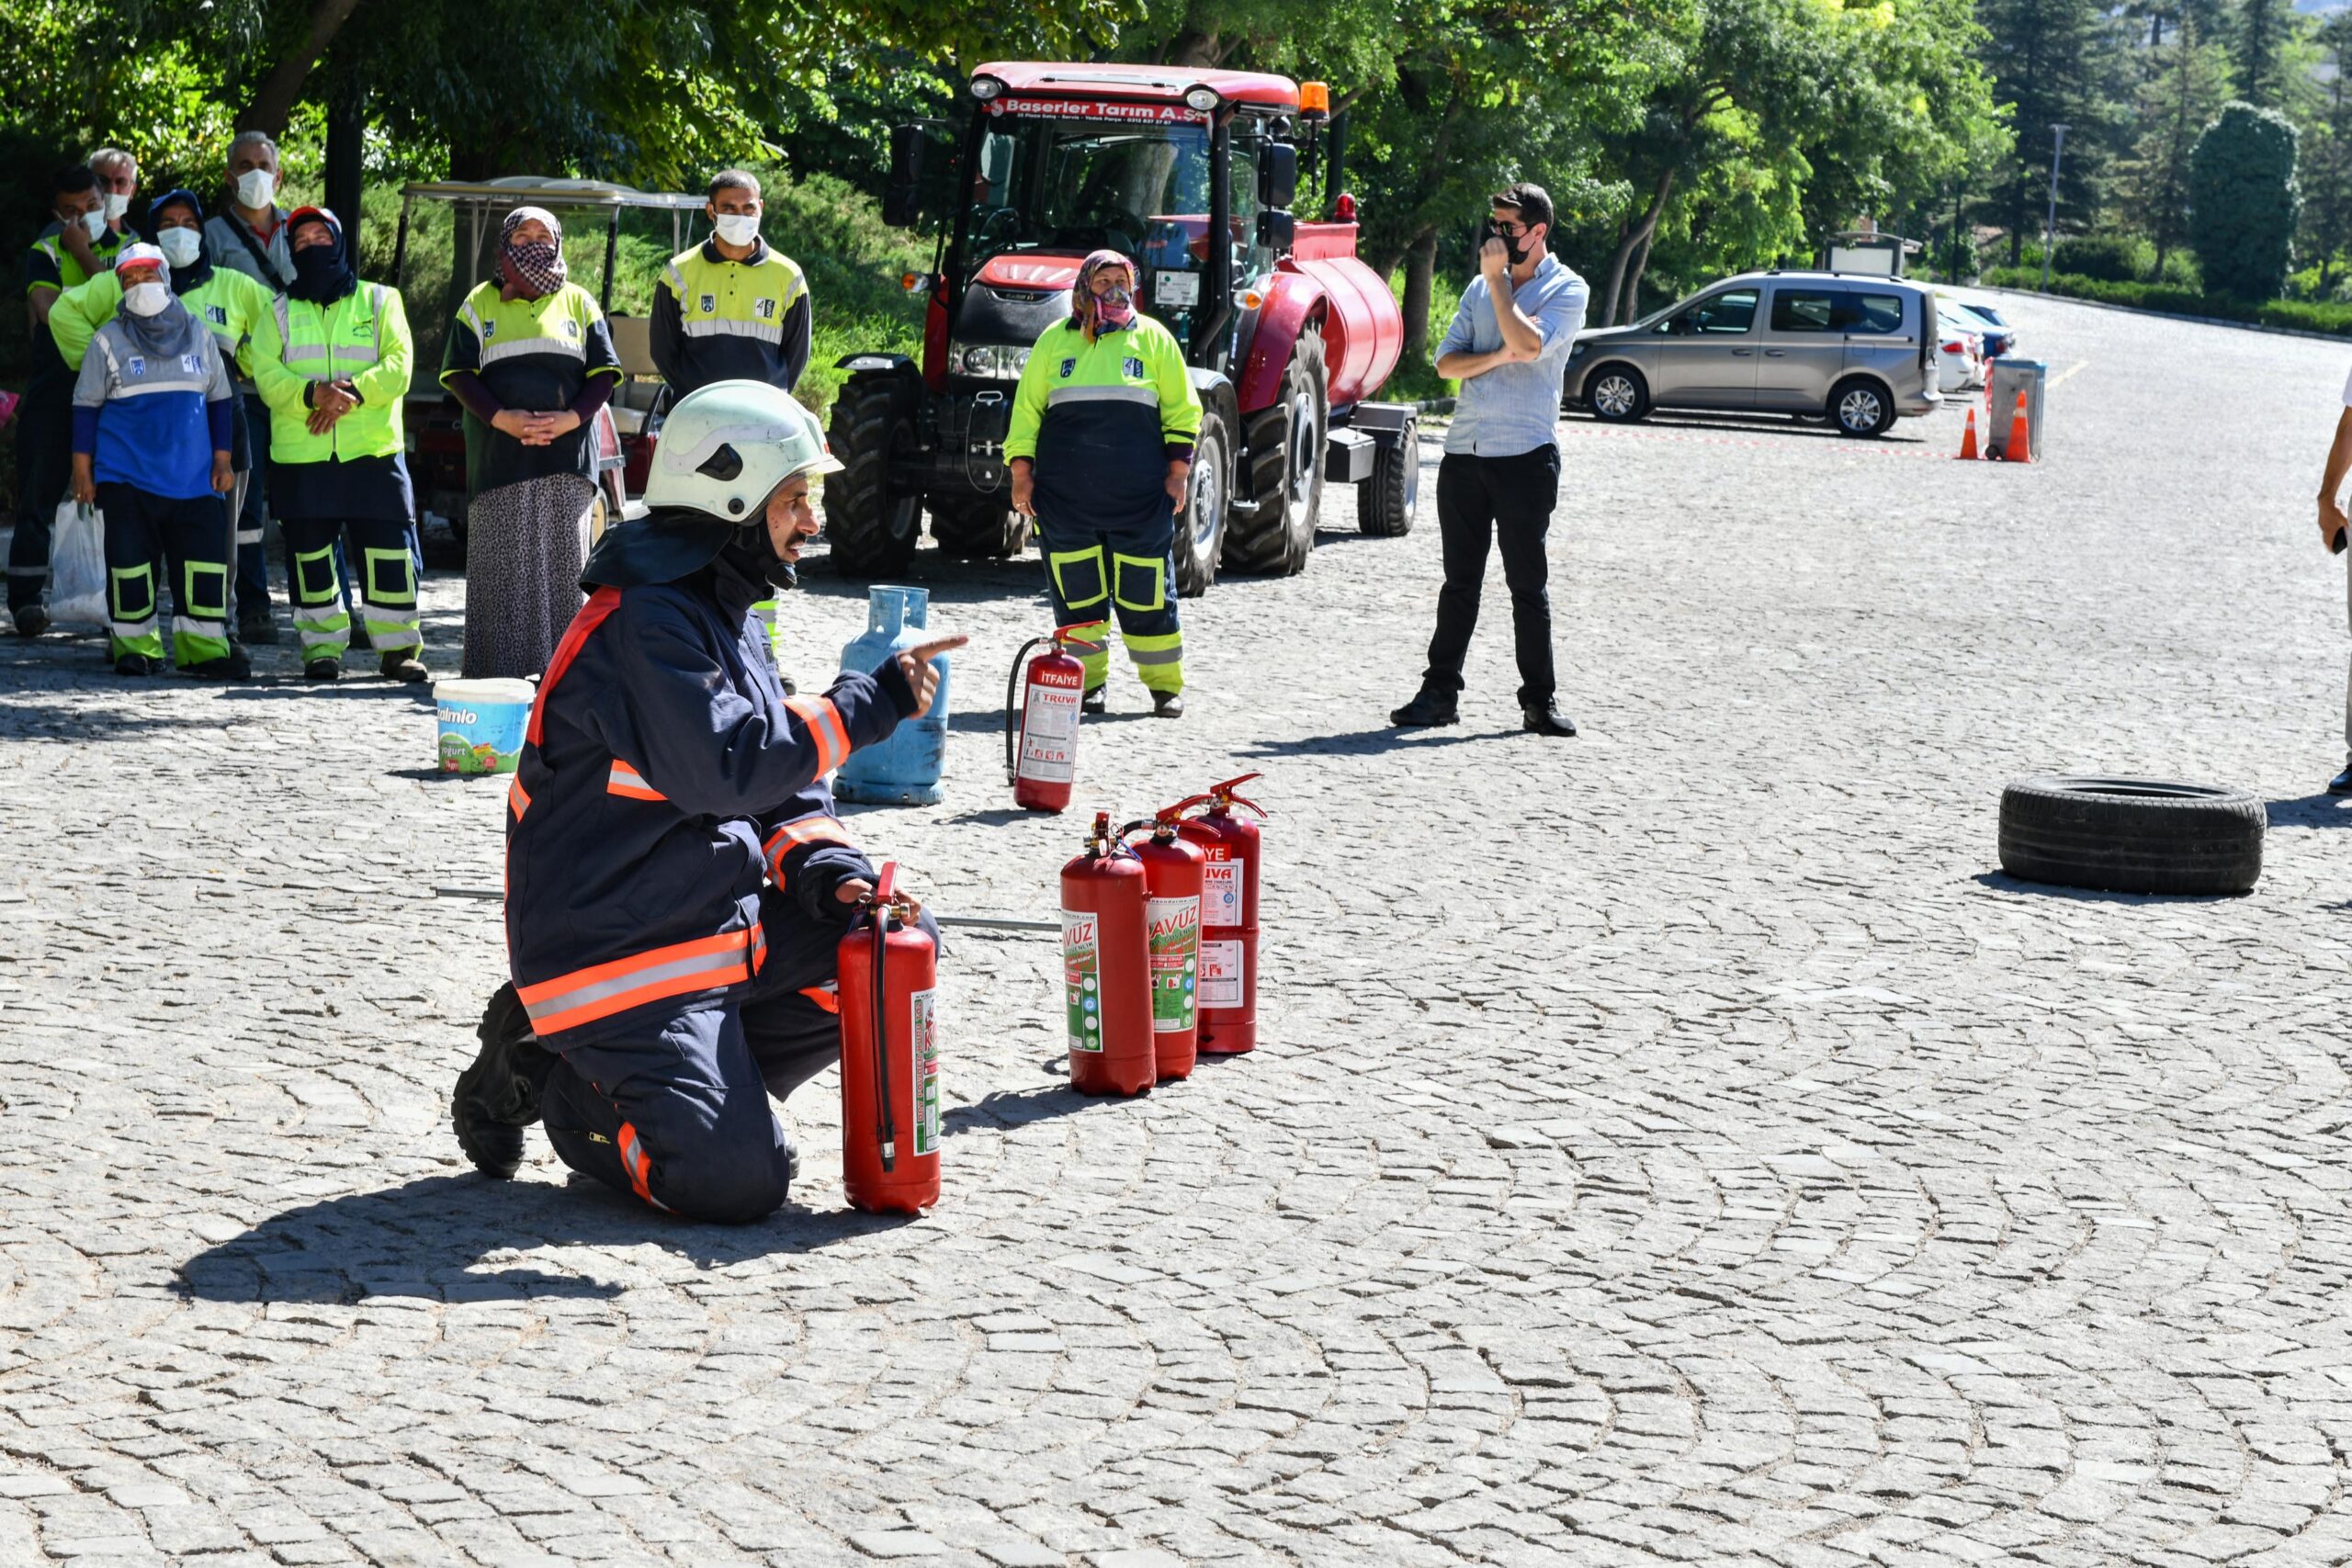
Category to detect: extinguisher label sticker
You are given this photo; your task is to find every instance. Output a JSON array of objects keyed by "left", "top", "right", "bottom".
[
  {"left": 1200, "top": 940, "right": 1246, "bottom": 1010},
  {"left": 1203, "top": 862, "right": 1245, "bottom": 926},
  {"left": 910, "top": 987, "right": 940, "bottom": 1156},
  {"left": 1146, "top": 896, "right": 1199, "bottom": 1034},
  {"left": 1020, "top": 684, "right": 1082, "bottom": 783},
  {"left": 1061, "top": 910, "right": 1103, "bottom": 1052}
]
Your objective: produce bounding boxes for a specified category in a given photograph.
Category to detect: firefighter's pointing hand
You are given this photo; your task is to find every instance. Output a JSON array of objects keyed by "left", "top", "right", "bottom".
[{"left": 896, "top": 636, "right": 967, "bottom": 717}]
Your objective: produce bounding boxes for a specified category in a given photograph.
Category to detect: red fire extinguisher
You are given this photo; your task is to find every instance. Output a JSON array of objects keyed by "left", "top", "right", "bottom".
[
  {"left": 1058, "top": 811, "right": 1155, "bottom": 1096},
  {"left": 1121, "top": 811, "right": 1204, "bottom": 1082},
  {"left": 1169, "top": 773, "right": 1266, "bottom": 1055},
  {"left": 1005, "top": 624, "right": 1096, "bottom": 812},
  {"left": 837, "top": 861, "right": 942, "bottom": 1213}
]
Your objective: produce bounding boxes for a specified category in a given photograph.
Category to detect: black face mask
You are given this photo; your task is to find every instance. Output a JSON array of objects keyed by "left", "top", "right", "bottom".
[
  {"left": 726, "top": 524, "right": 798, "bottom": 592},
  {"left": 1479, "top": 216, "right": 1532, "bottom": 266}
]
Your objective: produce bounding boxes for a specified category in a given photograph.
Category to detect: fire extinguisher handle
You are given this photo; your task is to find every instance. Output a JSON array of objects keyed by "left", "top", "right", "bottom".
[{"left": 1005, "top": 636, "right": 1050, "bottom": 781}]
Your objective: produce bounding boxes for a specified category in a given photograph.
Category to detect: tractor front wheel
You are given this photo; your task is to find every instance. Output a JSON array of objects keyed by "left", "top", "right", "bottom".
[
  {"left": 1173, "top": 405, "right": 1232, "bottom": 598},
  {"left": 826, "top": 376, "right": 922, "bottom": 577},
  {"left": 1223, "top": 328, "right": 1328, "bottom": 576},
  {"left": 931, "top": 496, "right": 1029, "bottom": 559}
]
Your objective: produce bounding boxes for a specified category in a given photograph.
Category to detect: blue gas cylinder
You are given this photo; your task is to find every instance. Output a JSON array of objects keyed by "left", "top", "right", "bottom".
[{"left": 834, "top": 585, "right": 949, "bottom": 805}]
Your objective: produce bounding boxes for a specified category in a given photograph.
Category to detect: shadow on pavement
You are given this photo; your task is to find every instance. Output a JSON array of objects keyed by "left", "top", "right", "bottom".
[
  {"left": 175, "top": 1171, "right": 910, "bottom": 1303},
  {"left": 1239, "top": 725, "right": 1523, "bottom": 758},
  {"left": 944, "top": 1079, "right": 1103, "bottom": 1135},
  {"left": 1966, "top": 870, "right": 2242, "bottom": 904},
  {"left": 218, "top": 682, "right": 435, "bottom": 702},
  {"left": 2267, "top": 794, "right": 2352, "bottom": 828}
]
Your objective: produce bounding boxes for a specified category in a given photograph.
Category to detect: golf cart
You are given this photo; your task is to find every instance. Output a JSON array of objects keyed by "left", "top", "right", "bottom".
[{"left": 389, "top": 176, "right": 706, "bottom": 542}]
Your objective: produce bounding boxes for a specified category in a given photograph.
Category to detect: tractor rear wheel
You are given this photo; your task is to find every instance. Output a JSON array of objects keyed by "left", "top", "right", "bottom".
[
  {"left": 1223, "top": 328, "right": 1327, "bottom": 576},
  {"left": 1173, "top": 405, "right": 1231, "bottom": 598},
  {"left": 931, "top": 496, "right": 1028, "bottom": 559},
  {"left": 826, "top": 376, "right": 922, "bottom": 577}
]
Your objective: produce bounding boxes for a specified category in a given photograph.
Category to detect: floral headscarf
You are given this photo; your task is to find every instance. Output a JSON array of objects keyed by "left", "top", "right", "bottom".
[
  {"left": 1069, "top": 248, "right": 1138, "bottom": 338},
  {"left": 499, "top": 206, "right": 567, "bottom": 299}
]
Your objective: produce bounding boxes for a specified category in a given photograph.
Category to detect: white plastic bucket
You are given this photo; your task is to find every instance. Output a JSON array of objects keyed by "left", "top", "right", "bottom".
[{"left": 434, "top": 678, "right": 536, "bottom": 775}]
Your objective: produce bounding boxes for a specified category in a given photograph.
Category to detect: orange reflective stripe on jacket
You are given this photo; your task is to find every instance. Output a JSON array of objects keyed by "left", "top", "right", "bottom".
[
  {"left": 606, "top": 760, "right": 667, "bottom": 801},
  {"left": 799, "top": 984, "right": 840, "bottom": 1015},
  {"left": 762, "top": 815, "right": 855, "bottom": 883},
  {"left": 515, "top": 924, "right": 768, "bottom": 1036},
  {"left": 616, "top": 1122, "right": 672, "bottom": 1212},
  {"left": 785, "top": 694, "right": 850, "bottom": 775},
  {"left": 508, "top": 776, "right": 531, "bottom": 820},
  {"left": 527, "top": 586, "right": 623, "bottom": 749}
]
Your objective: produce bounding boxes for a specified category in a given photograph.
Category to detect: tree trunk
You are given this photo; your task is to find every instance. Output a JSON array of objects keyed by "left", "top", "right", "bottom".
[
  {"left": 235, "top": 0, "right": 366, "bottom": 136},
  {"left": 1402, "top": 229, "right": 1437, "bottom": 362},
  {"left": 325, "top": 90, "right": 366, "bottom": 258},
  {"left": 1599, "top": 168, "right": 1676, "bottom": 326},
  {"left": 1163, "top": 29, "right": 1224, "bottom": 68},
  {"left": 1621, "top": 228, "right": 1657, "bottom": 324}
]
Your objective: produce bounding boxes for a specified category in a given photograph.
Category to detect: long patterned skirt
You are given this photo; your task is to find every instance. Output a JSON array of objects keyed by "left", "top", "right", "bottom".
[{"left": 461, "top": 472, "right": 596, "bottom": 680}]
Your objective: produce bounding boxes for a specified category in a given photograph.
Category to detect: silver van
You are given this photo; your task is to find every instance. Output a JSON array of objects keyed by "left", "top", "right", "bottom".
[{"left": 1562, "top": 270, "right": 1941, "bottom": 436}]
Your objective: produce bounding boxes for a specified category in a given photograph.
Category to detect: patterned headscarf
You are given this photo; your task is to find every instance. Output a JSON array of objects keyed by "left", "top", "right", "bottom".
[
  {"left": 284, "top": 206, "right": 357, "bottom": 304},
  {"left": 1069, "top": 249, "right": 1137, "bottom": 338},
  {"left": 499, "top": 206, "right": 567, "bottom": 299}
]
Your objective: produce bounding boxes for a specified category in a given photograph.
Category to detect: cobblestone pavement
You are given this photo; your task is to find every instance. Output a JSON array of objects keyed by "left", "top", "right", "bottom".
[{"left": 7, "top": 292, "right": 2352, "bottom": 1567}]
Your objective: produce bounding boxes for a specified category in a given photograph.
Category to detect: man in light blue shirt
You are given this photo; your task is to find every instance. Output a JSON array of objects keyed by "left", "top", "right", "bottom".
[{"left": 1393, "top": 183, "right": 1588, "bottom": 737}]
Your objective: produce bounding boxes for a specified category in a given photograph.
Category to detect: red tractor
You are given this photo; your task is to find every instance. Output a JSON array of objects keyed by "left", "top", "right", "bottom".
[{"left": 828, "top": 62, "right": 1416, "bottom": 592}]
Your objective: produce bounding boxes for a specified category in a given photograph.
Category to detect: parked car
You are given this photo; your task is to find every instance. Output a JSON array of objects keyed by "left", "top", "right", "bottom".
[
  {"left": 1935, "top": 310, "right": 1984, "bottom": 393},
  {"left": 1564, "top": 269, "right": 1941, "bottom": 437},
  {"left": 1939, "top": 298, "right": 2016, "bottom": 359}
]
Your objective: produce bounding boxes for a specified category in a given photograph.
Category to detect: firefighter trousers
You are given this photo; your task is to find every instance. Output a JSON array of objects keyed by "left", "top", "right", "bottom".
[
  {"left": 282, "top": 515, "right": 421, "bottom": 662},
  {"left": 1039, "top": 511, "right": 1183, "bottom": 694},
  {"left": 540, "top": 986, "right": 838, "bottom": 1224},
  {"left": 94, "top": 482, "right": 233, "bottom": 667}
]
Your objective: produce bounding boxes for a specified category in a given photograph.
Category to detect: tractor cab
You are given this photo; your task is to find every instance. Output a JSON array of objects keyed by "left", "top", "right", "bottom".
[{"left": 831, "top": 62, "right": 1411, "bottom": 590}]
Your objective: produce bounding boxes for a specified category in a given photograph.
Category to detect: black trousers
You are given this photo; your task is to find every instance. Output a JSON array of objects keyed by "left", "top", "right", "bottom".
[
  {"left": 1421, "top": 446, "right": 1562, "bottom": 707},
  {"left": 7, "top": 386, "right": 72, "bottom": 614}
]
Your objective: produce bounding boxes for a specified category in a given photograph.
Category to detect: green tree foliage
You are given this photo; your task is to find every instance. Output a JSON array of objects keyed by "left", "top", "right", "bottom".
[
  {"left": 2116, "top": 2, "right": 2232, "bottom": 273},
  {"left": 2190, "top": 99, "right": 2299, "bottom": 299},
  {"left": 1975, "top": 0, "right": 2121, "bottom": 263},
  {"left": 2303, "top": 14, "right": 2352, "bottom": 289},
  {"left": 2232, "top": 0, "right": 2304, "bottom": 109}
]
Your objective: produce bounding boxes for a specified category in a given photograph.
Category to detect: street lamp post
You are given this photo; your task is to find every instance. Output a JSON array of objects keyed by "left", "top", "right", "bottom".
[{"left": 2040, "top": 123, "right": 2070, "bottom": 291}]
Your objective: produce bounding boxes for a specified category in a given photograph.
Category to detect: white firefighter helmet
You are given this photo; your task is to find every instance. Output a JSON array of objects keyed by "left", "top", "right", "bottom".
[{"left": 642, "top": 379, "right": 843, "bottom": 521}]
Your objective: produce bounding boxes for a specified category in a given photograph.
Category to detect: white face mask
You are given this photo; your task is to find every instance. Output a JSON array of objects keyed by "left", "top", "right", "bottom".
[
  {"left": 235, "top": 168, "right": 277, "bottom": 209},
  {"left": 102, "top": 192, "right": 130, "bottom": 223},
  {"left": 76, "top": 209, "right": 106, "bottom": 241},
  {"left": 121, "top": 281, "right": 170, "bottom": 317},
  {"left": 713, "top": 212, "right": 760, "bottom": 247},
  {"left": 156, "top": 228, "right": 204, "bottom": 268}
]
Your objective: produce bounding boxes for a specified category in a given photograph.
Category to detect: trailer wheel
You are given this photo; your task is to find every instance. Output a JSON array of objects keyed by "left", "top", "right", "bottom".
[
  {"left": 931, "top": 496, "right": 1029, "bottom": 559},
  {"left": 826, "top": 376, "right": 922, "bottom": 577},
  {"left": 1356, "top": 414, "right": 1419, "bottom": 537},
  {"left": 1225, "top": 328, "right": 1327, "bottom": 576},
  {"left": 1174, "top": 406, "right": 1231, "bottom": 598}
]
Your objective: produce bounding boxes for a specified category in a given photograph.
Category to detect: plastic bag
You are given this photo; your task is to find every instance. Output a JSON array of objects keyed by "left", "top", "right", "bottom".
[{"left": 47, "top": 500, "right": 107, "bottom": 627}]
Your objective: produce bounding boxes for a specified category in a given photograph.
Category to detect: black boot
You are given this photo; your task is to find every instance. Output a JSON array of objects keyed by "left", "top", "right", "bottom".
[
  {"left": 379, "top": 649, "right": 429, "bottom": 683},
  {"left": 1081, "top": 685, "right": 1107, "bottom": 714},
  {"left": 2331, "top": 764, "right": 2352, "bottom": 796},
  {"left": 452, "top": 983, "right": 553, "bottom": 1179},
  {"left": 1389, "top": 690, "right": 1457, "bottom": 728},
  {"left": 1152, "top": 690, "right": 1184, "bottom": 718},
  {"left": 1523, "top": 701, "right": 1577, "bottom": 738}
]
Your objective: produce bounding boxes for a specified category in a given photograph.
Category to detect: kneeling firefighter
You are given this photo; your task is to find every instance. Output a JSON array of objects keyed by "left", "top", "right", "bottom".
[
  {"left": 452, "top": 379, "right": 963, "bottom": 1223},
  {"left": 1007, "top": 249, "right": 1202, "bottom": 717}
]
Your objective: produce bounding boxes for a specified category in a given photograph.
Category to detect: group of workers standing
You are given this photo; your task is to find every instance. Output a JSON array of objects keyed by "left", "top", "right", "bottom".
[{"left": 12, "top": 152, "right": 815, "bottom": 687}]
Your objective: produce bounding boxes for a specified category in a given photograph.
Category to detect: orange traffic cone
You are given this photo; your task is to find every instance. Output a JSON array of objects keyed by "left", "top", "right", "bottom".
[
  {"left": 2000, "top": 388, "right": 2032, "bottom": 464},
  {"left": 1956, "top": 404, "right": 1979, "bottom": 460}
]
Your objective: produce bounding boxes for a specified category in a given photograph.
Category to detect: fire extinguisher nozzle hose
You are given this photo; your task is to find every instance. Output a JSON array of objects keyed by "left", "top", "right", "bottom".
[{"left": 1004, "top": 636, "right": 1050, "bottom": 782}]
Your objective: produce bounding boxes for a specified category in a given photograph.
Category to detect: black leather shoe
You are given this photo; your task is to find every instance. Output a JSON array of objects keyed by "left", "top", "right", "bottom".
[
  {"left": 1081, "top": 685, "right": 1107, "bottom": 714},
  {"left": 114, "top": 652, "right": 154, "bottom": 677},
  {"left": 14, "top": 606, "right": 49, "bottom": 638},
  {"left": 304, "top": 657, "right": 340, "bottom": 682},
  {"left": 1523, "top": 702, "right": 1577, "bottom": 738},
  {"left": 187, "top": 649, "right": 254, "bottom": 681},
  {"left": 453, "top": 983, "right": 552, "bottom": 1179},
  {"left": 1152, "top": 690, "right": 1184, "bottom": 718},
  {"left": 379, "top": 649, "right": 430, "bottom": 683},
  {"left": 2330, "top": 765, "right": 2352, "bottom": 796},
  {"left": 1389, "top": 691, "right": 1458, "bottom": 728},
  {"left": 237, "top": 612, "right": 279, "bottom": 646}
]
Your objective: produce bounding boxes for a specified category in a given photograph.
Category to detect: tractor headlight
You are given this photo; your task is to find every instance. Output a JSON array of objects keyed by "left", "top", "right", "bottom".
[
  {"left": 952, "top": 342, "right": 1029, "bottom": 379},
  {"left": 969, "top": 75, "right": 1006, "bottom": 101},
  {"left": 1183, "top": 85, "right": 1222, "bottom": 113}
]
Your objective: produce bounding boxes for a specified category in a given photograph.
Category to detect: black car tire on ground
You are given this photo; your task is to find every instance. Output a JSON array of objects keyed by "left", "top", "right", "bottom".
[
  {"left": 826, "top": 376, "right": 922, "bottom": 577},
  {"left": 1174, "top": 406, "right": 1232, "bottom": 598},
  {"left": 931, "top": 496, "right": 1029, "bottom": 559},
  {"left": 1224, "top": 329, "right": 1327, "bottom": 576},
  {"left": 1356, "top": 414, "right": 1419, "bottom": 537},
  {"left": 1996, "top": 775, "right": 2265, "bottom": 897},
  {"left": 1828, "top": 376, "right": 1895, "bottom": 438},
  {"left": 1585, "top": 364, "right": 1649, "bottom": 423}
]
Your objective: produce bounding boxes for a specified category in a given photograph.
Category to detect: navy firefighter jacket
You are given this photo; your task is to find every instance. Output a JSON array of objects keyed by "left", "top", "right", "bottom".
[{"left": 504, "top": 547, "right": 915, "bottom": 1046}]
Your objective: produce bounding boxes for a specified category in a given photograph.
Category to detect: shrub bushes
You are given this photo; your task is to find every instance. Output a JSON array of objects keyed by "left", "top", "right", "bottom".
[
  {"left": 1979, "top": 265, "right": 2352, "bottom": 335},
  {"left": 2052, "top": 234, "right": 2149, "bottom": 283},
  {"left": 2191, "top": 102, "right": 2301, "bottom": 302}
]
